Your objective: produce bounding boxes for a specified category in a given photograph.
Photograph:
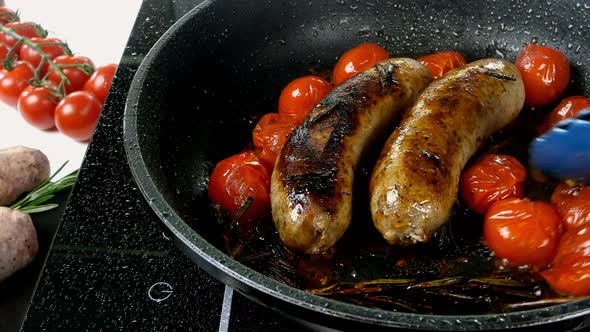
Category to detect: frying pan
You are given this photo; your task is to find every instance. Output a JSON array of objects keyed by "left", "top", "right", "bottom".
[{"left": 124, "top": 0, "right": 590, "bottom": 330}]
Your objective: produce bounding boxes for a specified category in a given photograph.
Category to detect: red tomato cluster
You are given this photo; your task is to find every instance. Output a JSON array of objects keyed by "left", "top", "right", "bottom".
[
  {"left": 455, "top": 43, "right": 590, "bottom": 296},
  {"left": 0, "top": 6, "right": 117, "bottom": 141}
]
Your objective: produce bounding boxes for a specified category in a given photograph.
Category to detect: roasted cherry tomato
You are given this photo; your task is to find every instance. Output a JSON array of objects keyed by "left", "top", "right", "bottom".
[
  {"left": 515, "top": 43, "right": 570, "bottom": 108},
  {"left": 537, "top": 96, "right": 590, "bottom": 135},
  {"left": 551, "top": 182, "right": 590, "bottom": 231},
  {"left": 208, "top": 151, "right": 271, "bottom": 224},
  {"left": 0, "top": 22, "right": 46, "bottom": 53},
  {"left": 83, "top": 64, "right": 117, "bottom": 103},
  {"left": 0, "top": 61, "right": 34, "bottom": 108},
  {"left": 0, "top": 7, "right": 18, "bottom": 25},
  {"left": 417, "top": 51, "right": 467, "bottom": 79},
  {"left": 332, "top": 42, "right": 390, "bottom": 85},
  {"left": 542, "top": 225, "right": 590, "bottom": 296},
  {"left": 484, "top": 198, "right": 562, "bottom": 268},
  {"left": 460, "top": 154, "right": 527, "bottom": 215},
  {"left": 54, "top": 91, "right": 102, "bottom": 141},
  {"left": 277, "top": 75, "right": 332, "bottom": 125},
  {"left": 47, "top": 55, "right": 95, "bottom": 94},
  {"left": 19, "top": 37, "right": 68, "bottom": 75},
  {"left": 17, "top": 84, "right": 59, "bottom": 130},
  {"left": 252, "top": 113, "right": 298, "bottom": 171}
]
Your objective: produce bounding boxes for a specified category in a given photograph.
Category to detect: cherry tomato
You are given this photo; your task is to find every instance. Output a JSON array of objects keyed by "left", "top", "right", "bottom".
[
  {"left": 47, "top": 55, "right": 95, "bottom": 94},
  {"left": 17, "top": 84, "right": 59, "bottom": 130},
  {"left": 542, "top": 225, "right": 590, "bottom": 296},
  {"left": 332, "top": 42, "right": 390, "bottom": 85},
  {"left": 460, "top": 154, "right": 527, "bottom": 215},
  {"left": 208, "top": 151, "right": 271, "bottom": 224},
  {"left": 83, "top": 64, "right": 117, "bottom": 103},
  {"left": 0, "top": 60, "right": 34, "bottom": 108},
  {"left": 417, "top": 51, "right": 467, "bottom": 80},
  {"left": 484, "top": 198, "right": 562, "bottom": 268},
  {"left": 515, "top": 43, "right": 570, "bottom": 108},
  {"left": 277, "top": 75, "right": 332, "bottom": 124},
  {"left": 252, "top": 113, "right": 298, "bottom": 171},
  {"left": 0, "top": 7, "right": 18, "bottom": 25},
  {"left": 551, "top": 182, "right": 590, "bottom": 231},
  {"left": 54, "top": 91, "right": 102, "bottom": 141},
  {"left": 0, "top": 22, "right": 46, "bottom": 53},
  {"left": 19, "top": 37, "right": 68, "bottom": 75},
  {"left": 537, "top": 96, "right": 590, "bottom": 135}
]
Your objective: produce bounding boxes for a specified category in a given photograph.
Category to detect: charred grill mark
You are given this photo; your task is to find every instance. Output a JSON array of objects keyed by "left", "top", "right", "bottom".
[
  {"left": 278, "top": 72, "right": 385, "bottom": 212},
  {"left": 482, "top": 70, "right": 516, "bottom": 81},
  {"left": 375, "top": 62, "right": 400, "bottom": 89}
]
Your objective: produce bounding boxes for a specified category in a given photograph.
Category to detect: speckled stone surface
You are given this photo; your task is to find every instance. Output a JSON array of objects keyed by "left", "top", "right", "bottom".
[{"left": 20, "top": 1, "right": 300, "bottom": 331}]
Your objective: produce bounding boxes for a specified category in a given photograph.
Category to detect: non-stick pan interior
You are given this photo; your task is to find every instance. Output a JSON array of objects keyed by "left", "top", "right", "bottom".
[{"left": 125, "top": 0, "right": 590, "bottom": 330}]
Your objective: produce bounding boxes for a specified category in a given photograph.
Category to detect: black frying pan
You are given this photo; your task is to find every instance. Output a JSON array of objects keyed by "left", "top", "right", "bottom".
[{"left": 124, "top": 0, "right": 590, "bottom": 330}]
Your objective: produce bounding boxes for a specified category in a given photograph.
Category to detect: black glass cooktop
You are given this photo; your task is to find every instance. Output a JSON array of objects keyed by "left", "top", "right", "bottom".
[{"left": 21, "top": 1, "right": 305, "bottom": 331}]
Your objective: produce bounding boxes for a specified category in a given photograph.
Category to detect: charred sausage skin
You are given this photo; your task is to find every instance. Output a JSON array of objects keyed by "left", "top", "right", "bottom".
[
  {"left": 370, "top": 59, "right": 525, "bottom": 245},
  {"left": 271, "top": 58, "right": 432, "bottom": 255}
]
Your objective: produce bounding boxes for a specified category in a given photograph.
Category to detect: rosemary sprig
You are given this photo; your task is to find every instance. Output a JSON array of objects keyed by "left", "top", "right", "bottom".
[{"left": 10, "top": 162, "right": 78, "bottom": 214}]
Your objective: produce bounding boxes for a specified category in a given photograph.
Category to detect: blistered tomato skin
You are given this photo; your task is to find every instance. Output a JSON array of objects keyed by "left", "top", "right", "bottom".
[
  {"left": 278, "top": 76, "right": 332, "bottom": 124},
  {"left": 551, "top": 182, "right": 590, "bottom": 231},
  {"left": 252, "top": 113, "right": 298, "bottom": 171},
  {"left": 484, "top": 198, "right": 562, "bottom": 269},
  {"left": 542, "top": 226, "right": 590, "bottom": 296},
  {"left": 515, "top": 43, "right": 570, "bottom": 108},
  {"left": 208, "top": 151, "right": 271, "bottom": 224},
  {"left": 332, "top": 42, "right": 390, "bottom": 85},
  {"left": 460, "top": 154, "right": 527, "bottom": 215},
  {"left": 537, "top": 96, "right": 590, "bottom": 135},
  {"left": 418, "top": 51, "right": 467, "bottom": 79}
]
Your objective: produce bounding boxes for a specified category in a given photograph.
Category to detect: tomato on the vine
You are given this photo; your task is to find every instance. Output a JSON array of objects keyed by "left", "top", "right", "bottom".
[
  {"left": 208, "top": 151, "right": 271, "bottom": 224},
  {"left": 0, "top": 60, "right": 34, "bottom": 107},
  {"left": 0, "top": 42, "right": 9, "bottom": 69},
  {"left": 537, "top": 96, "right": 590, "bottom": 134},
  {"left": 332, "top": 42, "right": 390, "bottom": 85},
  {"left": 278, "top": 75, "right": 332, "bottom": 124},
  {"left": 0, "top": 7, "right": 18, "bottom": 25},
  {"left": 460, "top": 154, "right": 527, "bottom": 215},
  {"left": 54, "top": 91, "right": 102, "bottom": 141},
  {"left": 542, "top": 225, "right": 590, "bottom": 296},
  {"left": 17, "top": 84, "right": 58, "bottom": 130},
  {"left": 484, "top": 198, "right": 562, "bottom": 269},
  {"left": 19, "top": 37, "right": 68, "bottom": 75},
  {"left": 515, "top": 43, "right": 570, "bottom": 108},
  {"left": 551, "top": 182, "right": 590, "bottom": 231},
  {"left": 252, "top": 113, "right": 298, "bottom": 171},
  {"left": 83, "top": 64, "right": 117, "bottom": 103},
  {"left": 0, "top": 22, "right": 46, "bottom": 53},
  {"left": 47, "top": 55, "right": 95, "bottom": 94},
  {"left": 418, "top": 51, "right": 467, "bottom": 79}
]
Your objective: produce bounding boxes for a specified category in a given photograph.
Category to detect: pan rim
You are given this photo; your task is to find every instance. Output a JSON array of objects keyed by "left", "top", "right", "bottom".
[{"left": 123, "top": 0, "right": 590, "bottom": 330}]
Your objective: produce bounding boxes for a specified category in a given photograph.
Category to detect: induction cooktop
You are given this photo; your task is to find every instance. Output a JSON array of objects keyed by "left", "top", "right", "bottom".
[{"left": 21, "top": 1, "right": 305, "bottom": 331}]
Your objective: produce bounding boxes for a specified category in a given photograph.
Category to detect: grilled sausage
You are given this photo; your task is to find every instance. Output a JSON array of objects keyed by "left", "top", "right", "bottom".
[
  {"left": 0, "top": 146, "right": 50, "bottom": 206},
  {"left": 370, "top": 59, "right": 525, "bottom": 245},
  {"left": 271, "top": 58, "right": 432, "bottom": 255}
]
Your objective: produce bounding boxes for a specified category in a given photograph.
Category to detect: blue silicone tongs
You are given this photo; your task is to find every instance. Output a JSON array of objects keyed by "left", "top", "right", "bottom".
[{"left": 529, "top": 108, "right": 590, "bottom": 184}]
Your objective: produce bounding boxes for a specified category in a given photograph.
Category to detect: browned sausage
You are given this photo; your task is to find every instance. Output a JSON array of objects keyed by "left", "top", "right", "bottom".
[
  {"left": 370, "top": 59, "right": 525, "bottom": 245},
  {"left": 271, "top": 58, "right": 432, "bottom": 255}
]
